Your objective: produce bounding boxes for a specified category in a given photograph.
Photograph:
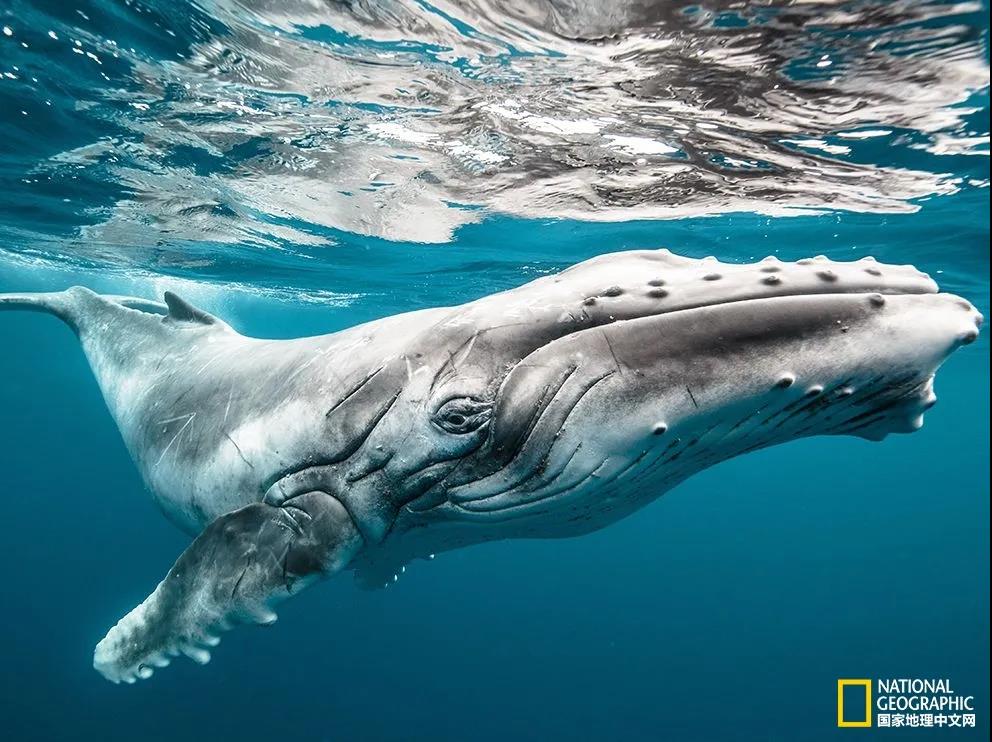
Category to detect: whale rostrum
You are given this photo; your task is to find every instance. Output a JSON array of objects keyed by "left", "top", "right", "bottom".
[{"left": 0, "top": 249, "right": 982, "bottom": 683}]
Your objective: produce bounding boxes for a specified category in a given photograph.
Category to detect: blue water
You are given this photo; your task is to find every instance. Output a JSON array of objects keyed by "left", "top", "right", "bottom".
[{"left": 0, "top": 1, "right": 989, "bottom": 740}]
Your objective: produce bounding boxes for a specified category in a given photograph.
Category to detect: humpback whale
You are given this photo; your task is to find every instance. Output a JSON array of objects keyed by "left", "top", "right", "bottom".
[{"left": 0, "top": 249, "right": 982, "bottom": 683}]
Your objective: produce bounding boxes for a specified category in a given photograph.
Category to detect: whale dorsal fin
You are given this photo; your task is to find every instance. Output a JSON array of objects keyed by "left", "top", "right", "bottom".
[{"left": 163, "top": 291, "right": 218, "bottom": 326}]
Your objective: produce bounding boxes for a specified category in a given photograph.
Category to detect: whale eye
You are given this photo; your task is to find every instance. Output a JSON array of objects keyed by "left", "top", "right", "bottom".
[{"left": 432, "top": 397, "right": 492, "bottom": 435}]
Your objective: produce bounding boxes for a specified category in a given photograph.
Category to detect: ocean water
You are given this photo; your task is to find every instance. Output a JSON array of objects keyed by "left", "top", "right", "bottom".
[{"left": 0, "top": 1, "right": 988, "bottom": 740}]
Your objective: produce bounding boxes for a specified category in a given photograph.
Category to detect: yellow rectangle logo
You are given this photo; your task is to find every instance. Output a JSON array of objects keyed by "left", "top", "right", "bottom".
[{"left": 838, "top": 679, "right": 873, "bottom": 727}]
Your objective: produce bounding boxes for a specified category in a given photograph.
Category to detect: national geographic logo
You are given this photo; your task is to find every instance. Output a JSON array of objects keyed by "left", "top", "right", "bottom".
[
  {"left": 837, "top": 679, "right": 977, "bottom": 729},
  {"left": 837, "top": 680, "right": 873, "bottom": 728}
]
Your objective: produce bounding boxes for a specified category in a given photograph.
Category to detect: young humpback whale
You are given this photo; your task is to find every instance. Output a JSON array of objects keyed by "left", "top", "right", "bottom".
[{"left": 0, "top": 249, "right": 982, "bottom": 683}]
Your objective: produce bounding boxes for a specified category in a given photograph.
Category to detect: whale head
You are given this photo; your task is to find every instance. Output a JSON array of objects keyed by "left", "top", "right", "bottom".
[{"left": 260, "top": 250, "right": 981, "bottom": 573}]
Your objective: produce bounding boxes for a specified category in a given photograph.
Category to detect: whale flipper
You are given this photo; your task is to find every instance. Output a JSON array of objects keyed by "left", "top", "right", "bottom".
[{"left": 93, "top": 492, "right": 362, "bottom": 683}]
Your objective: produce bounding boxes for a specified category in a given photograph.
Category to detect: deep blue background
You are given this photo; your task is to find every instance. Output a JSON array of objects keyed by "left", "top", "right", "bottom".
[{"left": 0, "top": 200, "right": 987, "bottom": 740}]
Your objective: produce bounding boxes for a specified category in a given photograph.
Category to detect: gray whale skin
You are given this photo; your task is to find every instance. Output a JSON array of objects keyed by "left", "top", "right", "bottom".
[{"left": 0, "top": 249, "right": 982, "bottom": 683}]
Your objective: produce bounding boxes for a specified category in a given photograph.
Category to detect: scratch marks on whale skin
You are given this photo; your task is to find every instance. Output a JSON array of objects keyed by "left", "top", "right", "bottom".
[
  {"left": 326, "top": 366, "right": 384, "bottom": 418},
  {"left": 431, "top": 330, "right": 481, "bottom": 394},
  {"left": 230, "top": 555, "right": 252, "bottom": 601},
  {"left": 224, "top": 432, "right": 255, "bottom": 470},
  {"left": 278, "top": 353, "right": 321, "bottom": 391},
  {"left": 610, "top": 448, "right": 651, "bottom": 482},
  {"left": 685, "top": 386, "right": 699, "bottom": 409},
  {"left": 155, "top": 412, "right": 196, "bottom": 466},
  {"left": 157, "top": 413, "right": 197, "bottom": 425},
  {"left": 601, "top": 330, "right": 624, "bottom": 376},
  {"left": 223, "top": 388, "right": 234, "bottom": 424},
  {"left": 194, "top": 351, "right": 225, "bottom": 377}
]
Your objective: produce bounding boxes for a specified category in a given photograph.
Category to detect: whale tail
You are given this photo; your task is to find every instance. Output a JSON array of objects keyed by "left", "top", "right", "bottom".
[
  {"left": 0, "top": 286, "right": 230, "bottom": 341},
  {"left": 0, "top": 287, "right": 174, "bottom": 331},
  {"left": 0, "top": 290, "right": 79, "bottom": 326},
  {"left": 1, "top": 286, "right": 233, "bottom": 447}
]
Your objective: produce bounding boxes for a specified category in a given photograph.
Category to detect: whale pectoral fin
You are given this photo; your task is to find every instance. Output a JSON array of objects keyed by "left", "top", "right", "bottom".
[{"left": 93, "top": 493, "right": 362, "bottom": 684}]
